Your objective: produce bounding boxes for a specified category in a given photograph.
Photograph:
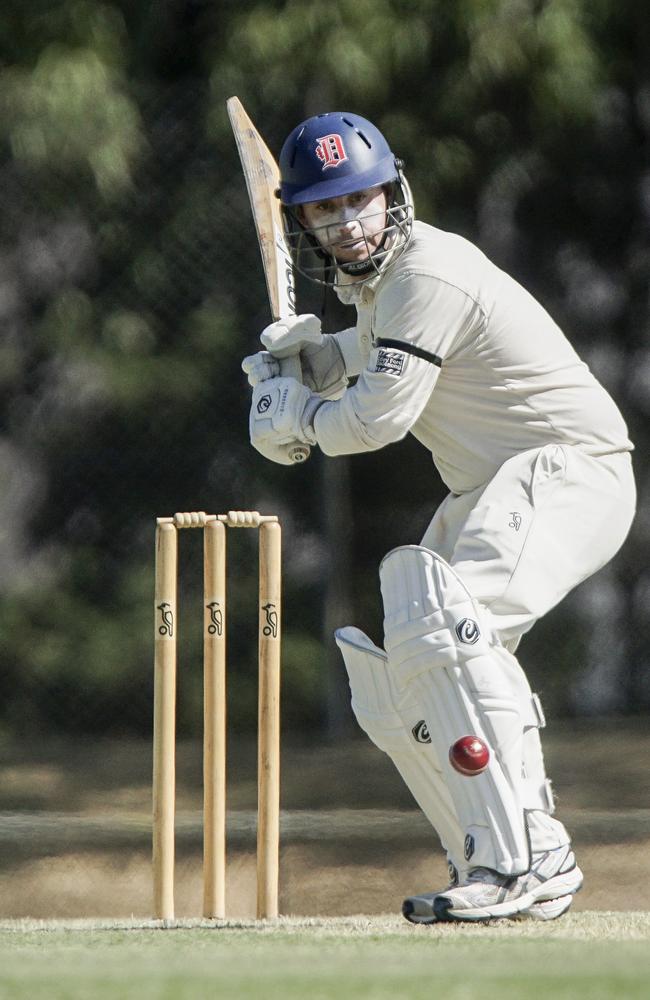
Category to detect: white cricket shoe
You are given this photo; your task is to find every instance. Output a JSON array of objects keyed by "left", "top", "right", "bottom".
[{"left": 402, "top": 847, "right": 582, "bottom": 924}]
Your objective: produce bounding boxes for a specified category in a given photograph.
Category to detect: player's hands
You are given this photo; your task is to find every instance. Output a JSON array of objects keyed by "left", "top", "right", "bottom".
[
  {"left": 242, "top": 350, "right": 279, "bottom": 387},
  {"left": 250, "top": 377, "right": 322, "bottom": 451},
  {"left": 301, "top": 336, "right": 347, "bottom": 399},
  {"left": 248, "top": 314, "right": 347, "bottom": 398},
  {"left": 242, "top": 352, "right": 311, "bottom": 393},
  {"left": 243, "top": 341, "right": 346, "bottom": 399},
  {"left": 260, "top": 314, "right": 323, "bottom": 358}
]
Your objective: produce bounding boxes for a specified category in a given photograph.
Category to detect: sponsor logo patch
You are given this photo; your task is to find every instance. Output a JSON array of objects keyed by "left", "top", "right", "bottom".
[
  {"left": 374, "top": 348, "right": 405, "bottom": 376},
  {"left": 509, "top": 511, "right": 522, "bottom": 531},
  {"left": 256, "top": 393, "right": 272, "bottom": 414},
  {"left": 315, "top": 133, "right": 348, "bottom": 170},
  {"left": 464, "top": 834, "right": 475, "bottom": 861},
  {"left": 455, "top": 618, "right": 480, "bottom": 644}
]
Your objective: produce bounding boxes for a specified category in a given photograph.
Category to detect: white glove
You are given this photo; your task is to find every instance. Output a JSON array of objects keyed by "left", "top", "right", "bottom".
[
  {"left": 250, "top": 377, "right": 322, "bottom": 448},
  {"left": 251, "top": 435, "right": 307, "bottom": 466},
  {"left": 259, "top": 314, "right": 347, "bottom": 399},
  {"left": 260, "top": 314, "right": 323, "bottom": 358},
  {"left": 300, "top": 336, "right": 348, "bottom": 399},
  {"left": 242, "top": 350, "right": 279, "bottom": 387},
  {"left": 241, "top": 352, "right": 307, "bottom": 388}
]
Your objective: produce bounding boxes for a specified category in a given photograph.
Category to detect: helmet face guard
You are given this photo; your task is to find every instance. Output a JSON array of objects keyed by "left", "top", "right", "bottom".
[
  {"left": 282, "top": 177, "right": 413, "bottom": 286},
  {"left": 278, "top": 112, "right": 414, "bottom": 287}
]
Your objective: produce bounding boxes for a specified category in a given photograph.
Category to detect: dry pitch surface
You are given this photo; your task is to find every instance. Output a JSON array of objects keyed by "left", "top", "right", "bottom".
[{"left": 0, "top": 912, "right": 649, "bottom": 1000}]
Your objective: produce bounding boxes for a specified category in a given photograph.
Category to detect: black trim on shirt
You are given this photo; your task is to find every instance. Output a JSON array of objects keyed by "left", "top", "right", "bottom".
[{"left": 375, "top": 338, "right": 442, "bottom": 368}]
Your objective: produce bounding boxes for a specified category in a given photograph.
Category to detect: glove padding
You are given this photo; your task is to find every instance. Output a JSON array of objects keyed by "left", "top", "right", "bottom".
[
  {"left": 250, "top": 377, "right": 322, "bottom": 454},
  {"left": 249, "top": 314, "right": 347, "bottom": 398},
  {"left": 251, "top": 435, "right": 307, "bottom": 466},
  {"left": 242, "top": 350, "right": 280, "bottom": 387},
  {"left": 260, "top": 314, "right": 323, "bottom": 358}
]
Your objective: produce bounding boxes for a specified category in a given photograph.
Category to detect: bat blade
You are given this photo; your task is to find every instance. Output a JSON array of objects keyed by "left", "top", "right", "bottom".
[
  {"left": 226, "top": 96, "right": 296, "bottom": 322},
  {"left": 227, "top": 97, "right": 309, "bottom": 463}
]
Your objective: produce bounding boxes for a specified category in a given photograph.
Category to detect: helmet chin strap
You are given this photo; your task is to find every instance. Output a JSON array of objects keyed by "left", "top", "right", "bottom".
[
  {"left": 336, "top": 227, "right": 391, "bottom": 276},
  {"left": 338, "top": 256, "right": 376, "bottom": 276}
]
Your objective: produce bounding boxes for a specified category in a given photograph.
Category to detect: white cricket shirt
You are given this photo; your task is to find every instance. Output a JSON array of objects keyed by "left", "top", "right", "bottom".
[{"left": 313, "top": 221, "right": 632, "bottom": 494}]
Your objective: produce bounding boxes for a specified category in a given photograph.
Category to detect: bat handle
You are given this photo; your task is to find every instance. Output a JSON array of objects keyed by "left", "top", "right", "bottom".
[{"left": 278, "top": 355, "right": 311, "bottom": 464}]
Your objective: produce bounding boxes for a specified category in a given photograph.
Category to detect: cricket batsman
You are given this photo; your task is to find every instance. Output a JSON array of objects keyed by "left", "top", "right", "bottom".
[{"left": 242, "top": 112, "right": 635, "bottom": 922}]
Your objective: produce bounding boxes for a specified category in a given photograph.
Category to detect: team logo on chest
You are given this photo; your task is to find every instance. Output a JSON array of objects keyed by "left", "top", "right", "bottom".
[{"left": 315, "top": 134, "right": 348, "bottom": 170}]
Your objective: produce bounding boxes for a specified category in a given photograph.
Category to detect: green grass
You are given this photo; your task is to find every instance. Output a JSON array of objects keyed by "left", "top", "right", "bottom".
[{"left": 0, "top": 914, "right": 648, "bottom": 999}]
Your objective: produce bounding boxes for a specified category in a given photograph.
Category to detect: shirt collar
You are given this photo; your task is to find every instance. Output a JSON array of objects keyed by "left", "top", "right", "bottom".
[{"left": 334, "top": 270, "right": 382, "bottom": 306}]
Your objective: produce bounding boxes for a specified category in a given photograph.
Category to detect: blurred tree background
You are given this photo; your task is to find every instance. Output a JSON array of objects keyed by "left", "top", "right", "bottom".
[{"left": 0, "top": 0, "right": 648, "bottom": 745}]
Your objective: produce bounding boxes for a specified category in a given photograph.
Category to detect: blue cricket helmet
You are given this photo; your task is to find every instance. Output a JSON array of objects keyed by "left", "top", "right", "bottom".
[{"left": 279, "top": 112, "right": 401, "bottom": 205}]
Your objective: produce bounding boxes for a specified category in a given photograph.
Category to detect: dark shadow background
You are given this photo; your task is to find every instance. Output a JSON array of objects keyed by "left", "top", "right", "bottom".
[{"left": 0, "top": 1, "right": 647, "bottom": 772}]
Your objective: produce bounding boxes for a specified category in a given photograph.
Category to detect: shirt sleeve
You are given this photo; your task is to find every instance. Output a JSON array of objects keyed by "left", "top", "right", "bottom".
[
  {"left": 312, "top": 271, "right": 481, "bottom": 456},
  {"left": 313, "top": 350, "right": 439, "bottom": 454},
  {"left": 331, "top": 327, "right": 367, "bottom": 376},
  {"left": 375, "top": 269, "right": 482, "bottom": 361}
]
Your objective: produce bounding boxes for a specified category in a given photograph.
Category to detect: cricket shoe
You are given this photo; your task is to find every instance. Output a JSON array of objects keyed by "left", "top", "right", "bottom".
[{"left": 402, "top": 847, "right": 581, "bottom": 924}]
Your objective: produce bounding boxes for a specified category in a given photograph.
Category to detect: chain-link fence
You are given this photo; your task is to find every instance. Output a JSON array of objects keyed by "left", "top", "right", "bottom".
[{"left": 1, "top": 1, "right": 649, "bottom": 918}]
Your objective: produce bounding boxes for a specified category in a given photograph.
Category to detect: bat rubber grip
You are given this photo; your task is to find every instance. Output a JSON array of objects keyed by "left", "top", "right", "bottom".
[{"left": 278, "top": 356, "right": 311, "bottom": 464}]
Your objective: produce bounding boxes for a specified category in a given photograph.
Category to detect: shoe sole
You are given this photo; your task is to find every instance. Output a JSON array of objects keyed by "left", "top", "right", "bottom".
[
  {"left": 433, "top": 866, "right": 583, "bottom": 922},
  {"left": 402, "top": 891, "right": 575, "bottom": 925},
  {"left": 516, "top": 894, "right": 575, "bottom": 921}
]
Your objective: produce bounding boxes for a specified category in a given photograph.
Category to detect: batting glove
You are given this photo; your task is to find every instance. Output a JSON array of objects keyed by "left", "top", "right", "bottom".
[
  {"left": 250, "top": 435, "right": 309, "bottom": 466},
  {"left": 250, "top": 377, "right": 322, "bottom": 448},
  {"left": 242, "top": 350, "right": 280, "bottom": 387},
  {"left": 260, "top": 314, "right": 323, "bottom": 358}
]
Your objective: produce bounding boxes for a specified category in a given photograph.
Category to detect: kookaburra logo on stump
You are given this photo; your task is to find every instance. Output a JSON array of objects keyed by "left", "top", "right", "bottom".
[
  {"left": 157, "top": 602, "right": 174, "bottom": 637},
  {"left": 206, "top": 601, "right": 223, "bottom": 636},
  {"left": 261, "top": 602, "right": 278, "bottom": 638}
]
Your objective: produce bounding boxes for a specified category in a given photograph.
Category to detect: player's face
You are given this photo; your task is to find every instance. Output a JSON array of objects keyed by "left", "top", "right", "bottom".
[{"left": 299, "top": 187, "right": 388, "bottom": 265}]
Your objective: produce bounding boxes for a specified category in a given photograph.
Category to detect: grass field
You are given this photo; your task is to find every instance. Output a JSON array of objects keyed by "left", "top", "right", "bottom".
[
  {"left": 0, "top": 913, "right": 649, "bottom": 999},
  {"left": 1, "top": 726, "right": 649, "bottom": 997}
]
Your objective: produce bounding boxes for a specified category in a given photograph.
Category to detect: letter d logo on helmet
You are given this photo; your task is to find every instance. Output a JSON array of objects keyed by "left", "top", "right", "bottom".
[{"left": 315, "top": 134, "right": 348, "bottom": 170}]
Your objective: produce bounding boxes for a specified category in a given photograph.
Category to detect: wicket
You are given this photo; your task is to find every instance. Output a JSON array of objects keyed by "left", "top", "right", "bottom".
[{"left": 153, "top": 510, "right": 281, "bottom": 921}]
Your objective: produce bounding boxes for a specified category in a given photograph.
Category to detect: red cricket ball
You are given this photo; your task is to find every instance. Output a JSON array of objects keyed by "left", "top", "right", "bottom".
[{"left": 449, "top": 735, "right": 490, "bottom": 776}]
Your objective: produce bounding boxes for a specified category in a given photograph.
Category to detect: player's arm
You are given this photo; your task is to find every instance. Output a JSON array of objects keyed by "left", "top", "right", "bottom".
[{"left": 311, "top": 274, "right": 480, "bottom": 455}]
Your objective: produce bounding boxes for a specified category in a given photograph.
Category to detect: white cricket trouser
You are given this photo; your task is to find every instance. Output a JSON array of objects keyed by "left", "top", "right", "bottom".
[
  {"left": 417, "top": 444, "right": 635, "bottom": 859},
  {"left": 421, "top": 445, "right": 636, "bottom": 647}
]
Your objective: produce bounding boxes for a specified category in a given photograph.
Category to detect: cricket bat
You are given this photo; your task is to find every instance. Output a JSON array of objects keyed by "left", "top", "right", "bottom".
[{"left": 227, "top": 96, "right": 310, "bottom": 464}]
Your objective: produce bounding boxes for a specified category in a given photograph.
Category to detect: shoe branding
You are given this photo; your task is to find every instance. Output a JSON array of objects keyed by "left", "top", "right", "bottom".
[
  {"left": 412, "top": 720, "right": 431, "bottom": 744},
  {"left": 456, "top": 618, "right": 480, "bottom": 644},
  {"left": 464, "top": 834, "right": 475, "bottom": 861},
  {"left": 447, "top": 860, "right": 458, "bottom": 885}
]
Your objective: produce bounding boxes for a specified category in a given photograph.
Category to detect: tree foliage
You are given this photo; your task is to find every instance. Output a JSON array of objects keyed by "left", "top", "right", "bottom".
[{"left": 0, "top": 0, "right": 647, "bottom": 739}]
